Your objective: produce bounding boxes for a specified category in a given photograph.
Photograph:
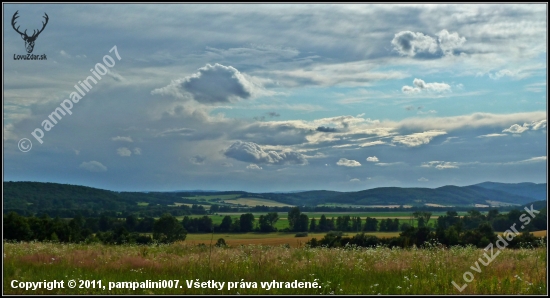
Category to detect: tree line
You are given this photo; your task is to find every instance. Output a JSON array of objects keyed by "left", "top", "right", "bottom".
[{"left": 4, "top": 206, "right": 546, "bottom": 248}]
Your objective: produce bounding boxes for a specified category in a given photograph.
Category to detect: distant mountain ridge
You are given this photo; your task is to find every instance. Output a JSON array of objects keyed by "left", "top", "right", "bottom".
[
  {"left": 258, "top": 184, "right": 546, "bottom": 207},
  {"left": 3, "top": 181, "right": 546, "bottom": 213},
  {"left": 474, "top": 182, "right": 547, "bottom": 202}
]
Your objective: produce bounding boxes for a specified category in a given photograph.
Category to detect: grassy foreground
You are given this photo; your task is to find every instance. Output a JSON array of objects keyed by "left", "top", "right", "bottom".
[{"left": 3, "top": 241, "right": 546, "bottom": 294}]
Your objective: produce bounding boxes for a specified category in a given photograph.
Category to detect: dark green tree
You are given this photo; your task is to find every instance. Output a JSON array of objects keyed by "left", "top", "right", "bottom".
[
  {"left": 288, "top": 207, "right": 301, "bottom": 231},
  {"left": 240, "top": 213, "right": 255, "bottom": 232},
  {"left": 219, "top": 215, "right": 232, "bottom": 232},
  {"left": 309, "top": 217, "right": 317, "bottom": 232},
  {"left": 153, "top": 213, "right": 187, "bottom": 244},
  {"left": 3, "top": 212, "right": 32, "bottom": 241}
]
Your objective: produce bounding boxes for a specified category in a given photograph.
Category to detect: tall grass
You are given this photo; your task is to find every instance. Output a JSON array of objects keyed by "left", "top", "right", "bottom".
[{"left": 3, "top": 241, "right": 546, "bottom": 294}]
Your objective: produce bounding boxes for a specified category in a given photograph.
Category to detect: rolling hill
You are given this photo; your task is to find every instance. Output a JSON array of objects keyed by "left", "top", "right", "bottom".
[{"left": 3, "top": 181, "right": 546, "bottom": 214}]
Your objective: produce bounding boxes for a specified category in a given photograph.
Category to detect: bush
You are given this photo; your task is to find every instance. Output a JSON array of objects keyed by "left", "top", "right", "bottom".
[{"left": 215, "top": 238, "right": 227, "bottom": 247}]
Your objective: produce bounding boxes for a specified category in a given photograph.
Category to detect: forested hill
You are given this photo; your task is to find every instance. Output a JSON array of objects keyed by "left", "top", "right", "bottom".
[
  {"left": 259, "top": 185, "right": 544, "bottom": 206},
  {"left": 474, "top": 182, "right": 547, "bottom": 202},
  {"left": 3, "top": 181, "right": 546, "bottom": 215}
]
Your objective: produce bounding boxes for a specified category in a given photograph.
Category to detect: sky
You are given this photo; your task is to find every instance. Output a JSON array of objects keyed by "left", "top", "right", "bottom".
[{"left": 3, "top": 4, "right": 547, "bottom": 192}]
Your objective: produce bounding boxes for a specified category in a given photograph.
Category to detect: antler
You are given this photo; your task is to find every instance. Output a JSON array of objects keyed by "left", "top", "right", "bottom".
[
  {"left": 11, "top": 10, "right": 26, "bottom": 36},
  {"left": 30, "top": 13, "right": 49, "bottom": 38}
]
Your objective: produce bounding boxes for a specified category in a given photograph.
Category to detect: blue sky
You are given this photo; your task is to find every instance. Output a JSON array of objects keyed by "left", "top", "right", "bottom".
[{"left": 3, "top": 4, "right": 547, "bottom": 192}]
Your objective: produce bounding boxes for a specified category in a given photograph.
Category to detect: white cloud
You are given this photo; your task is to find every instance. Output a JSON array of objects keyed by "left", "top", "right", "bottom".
[
  {"left": 112, "top": 136, "right": 133, "bottom": 142},
  {"left": 502, "top": 123, "right": 530, "bottom": 134},
  {"left": 79, "top": 161, "right": 107, "bottom": 172},
  {"left": 359, "top": 140, "right": 386, "bottom": 147},
  {"left": 366, "top": 156, "right": 379, "bottom": 162},
  {"left": 350, "top": 178, "right": 360, "bottom": 182},
  {"left": 117, "top": 147, "right": 132, "bottom": 157},
  {"left": 375, "top": 162, "right": 404, "bottom": 167},
  {"left": 477, "top": 133, "right": 507, "bottom": 138},
  {"left": 421, "top": 161, "right": 460, "bottom": 169},
  {"left": 392, "top": 130, "right": 447, "bottom": 147},
  {"left": 60, "top": 50, "right": 71, "bottom": 58},
  {"left": 246, "top": 164, "right": 262, "bottom": 170},
  {"left": 224, "top": 141, "right": 308, "bottom": 165},
  {"left": 436, "top": 29, "right": 467, "bottom": 56},
  {"left": 530, "top": 119, "right": 546, "bottom": 130},
  {"left": 133, "top": 148, "right": 142, "bottom": 155},
  {"left": 502, "top": 156, "right": 546, "bottom": 165},
  {"left": 402, "top": 78, "right": 451, "bottom": 94},
  {"left": 417, "top": 110, "right": 437, "bottom": 115},
  {"left": 418, "top": 177, "right": 429, "bottom": 182},
  {"left": 336, "top": 158, "right": 361, "bottom": 167}
]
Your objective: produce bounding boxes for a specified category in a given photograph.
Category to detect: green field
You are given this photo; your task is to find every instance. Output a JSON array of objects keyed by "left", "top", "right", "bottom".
[
  {"left": 182, "top": 194, "right": 241, "bottom": 202},
  {"left": 224, "top": 198, "right": 294, "bottom": 207},
  {"left": 4, "top": 241, "right": 546, "bottom": 294}
]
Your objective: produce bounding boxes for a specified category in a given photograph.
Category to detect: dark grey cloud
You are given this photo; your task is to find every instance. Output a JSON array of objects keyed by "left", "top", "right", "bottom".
[
  {"left": 316, "top": 126, "right": 338, "bottom": 133},
  {"left": 182, "top": 64, "right": 251, "bottom": 104},
  {"left": 268, "top": 112, "right": 280, "bottom": 118},
  {"left": 391, "top": 30, "right": 465, "bottom": 58},
  {"left": 156, "top": 128, "right": 196, "bottom": 137},
  {"left": 224, "top": 141, "right": 308, "bottom": 165},
  {"left": 152, "top": 63, "right": 260, "bottom": 104},
  {"left": 230, "top": 122, "right": 312, "bottom": 146}
]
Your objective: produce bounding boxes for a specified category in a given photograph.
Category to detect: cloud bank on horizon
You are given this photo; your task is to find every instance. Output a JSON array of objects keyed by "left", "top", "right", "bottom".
[{"left": 3, "top": 4, "right": 547, "bottom": 192}]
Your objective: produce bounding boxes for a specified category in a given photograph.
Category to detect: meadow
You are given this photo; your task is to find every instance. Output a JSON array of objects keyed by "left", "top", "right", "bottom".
[{"left": 3, "top": 241, "right": 546, "bottom": 294}]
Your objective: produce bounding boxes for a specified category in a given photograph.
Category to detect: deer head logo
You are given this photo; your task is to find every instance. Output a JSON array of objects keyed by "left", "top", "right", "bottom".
[{"left": 11, "top": 10, "right": 49, "bottom": 54}]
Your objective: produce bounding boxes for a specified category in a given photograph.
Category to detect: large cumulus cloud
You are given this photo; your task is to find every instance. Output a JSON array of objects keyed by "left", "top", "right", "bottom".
[
  {"left": 224, "top": 141, "right": 308, "bottom": 165},
  {"left": 392, "top": 29, "right": 466, "bottom": 58},
  {"left": 152, "top": 63, "right": 262, "bottom": 104},
  {"left": 402, "top": 78, "right": 451, "bottom": 93}
]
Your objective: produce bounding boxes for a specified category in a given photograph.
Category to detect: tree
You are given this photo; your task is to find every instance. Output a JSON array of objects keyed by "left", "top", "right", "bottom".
[
  {"left": 210, "top": 205, "right": 220, "bottom": 214},
  {"left": 288, "top": 207, "right": 301, "bottom": 231},
  {"left": 309, "top": 217, "right": 317, "bottom": 232},
  {"left": 363, "top": 217, "right": 378, "bottom": 232},
  {"left": 231, "top": 218, "right": 241, "bottom": 232},
  {"left": 487, "top": 209, "right": 499, "bottom": 221},
  {"left": 318, "top": 215, "right": 329, "bottom": 232},
  {"left": 352, "top": 217, "right": 362, "bottom": 232},
  {"left": 295, "top": 214, "right": 309, "bottom": 232},
  {"left": 379, "top": 219, "right": 388, "bottom": 231},
  {"left": 266, "top": 212, "right": 279, "bottom": 227},
  {"left": 417, "top": 217, "right": 425, "bottom": 228},
  {"left": 219, "top": 215, "right": 232, "bottom": 232},
  {"left": 125, "top": 214, "right": 138, "bottom": 232},
  {"left": 3, "top": 212, "right": 32, "bottom": 241},
  {"left": 153, "top": 213, "right": 187, "bottom": 244},
  {"left": 240, "top": 213, "right": 255, "bottom": 232}
]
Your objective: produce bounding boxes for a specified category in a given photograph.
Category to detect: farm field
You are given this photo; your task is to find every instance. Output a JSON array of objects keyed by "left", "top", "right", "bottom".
[
  {"left": 184, "top": 232, "right": 402, "bottom": 247},
  {"left": 180, "top": 230, "right": 550, "bottom": 247},
  {"left": 181, "top": 194, "right": 241, "bottom": 201},
  {"left": 224, "top": 198, "right": 294, "bottom": 207},
  {"left": 3, "top": 241, "right": 546, "bottom": 294}
]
